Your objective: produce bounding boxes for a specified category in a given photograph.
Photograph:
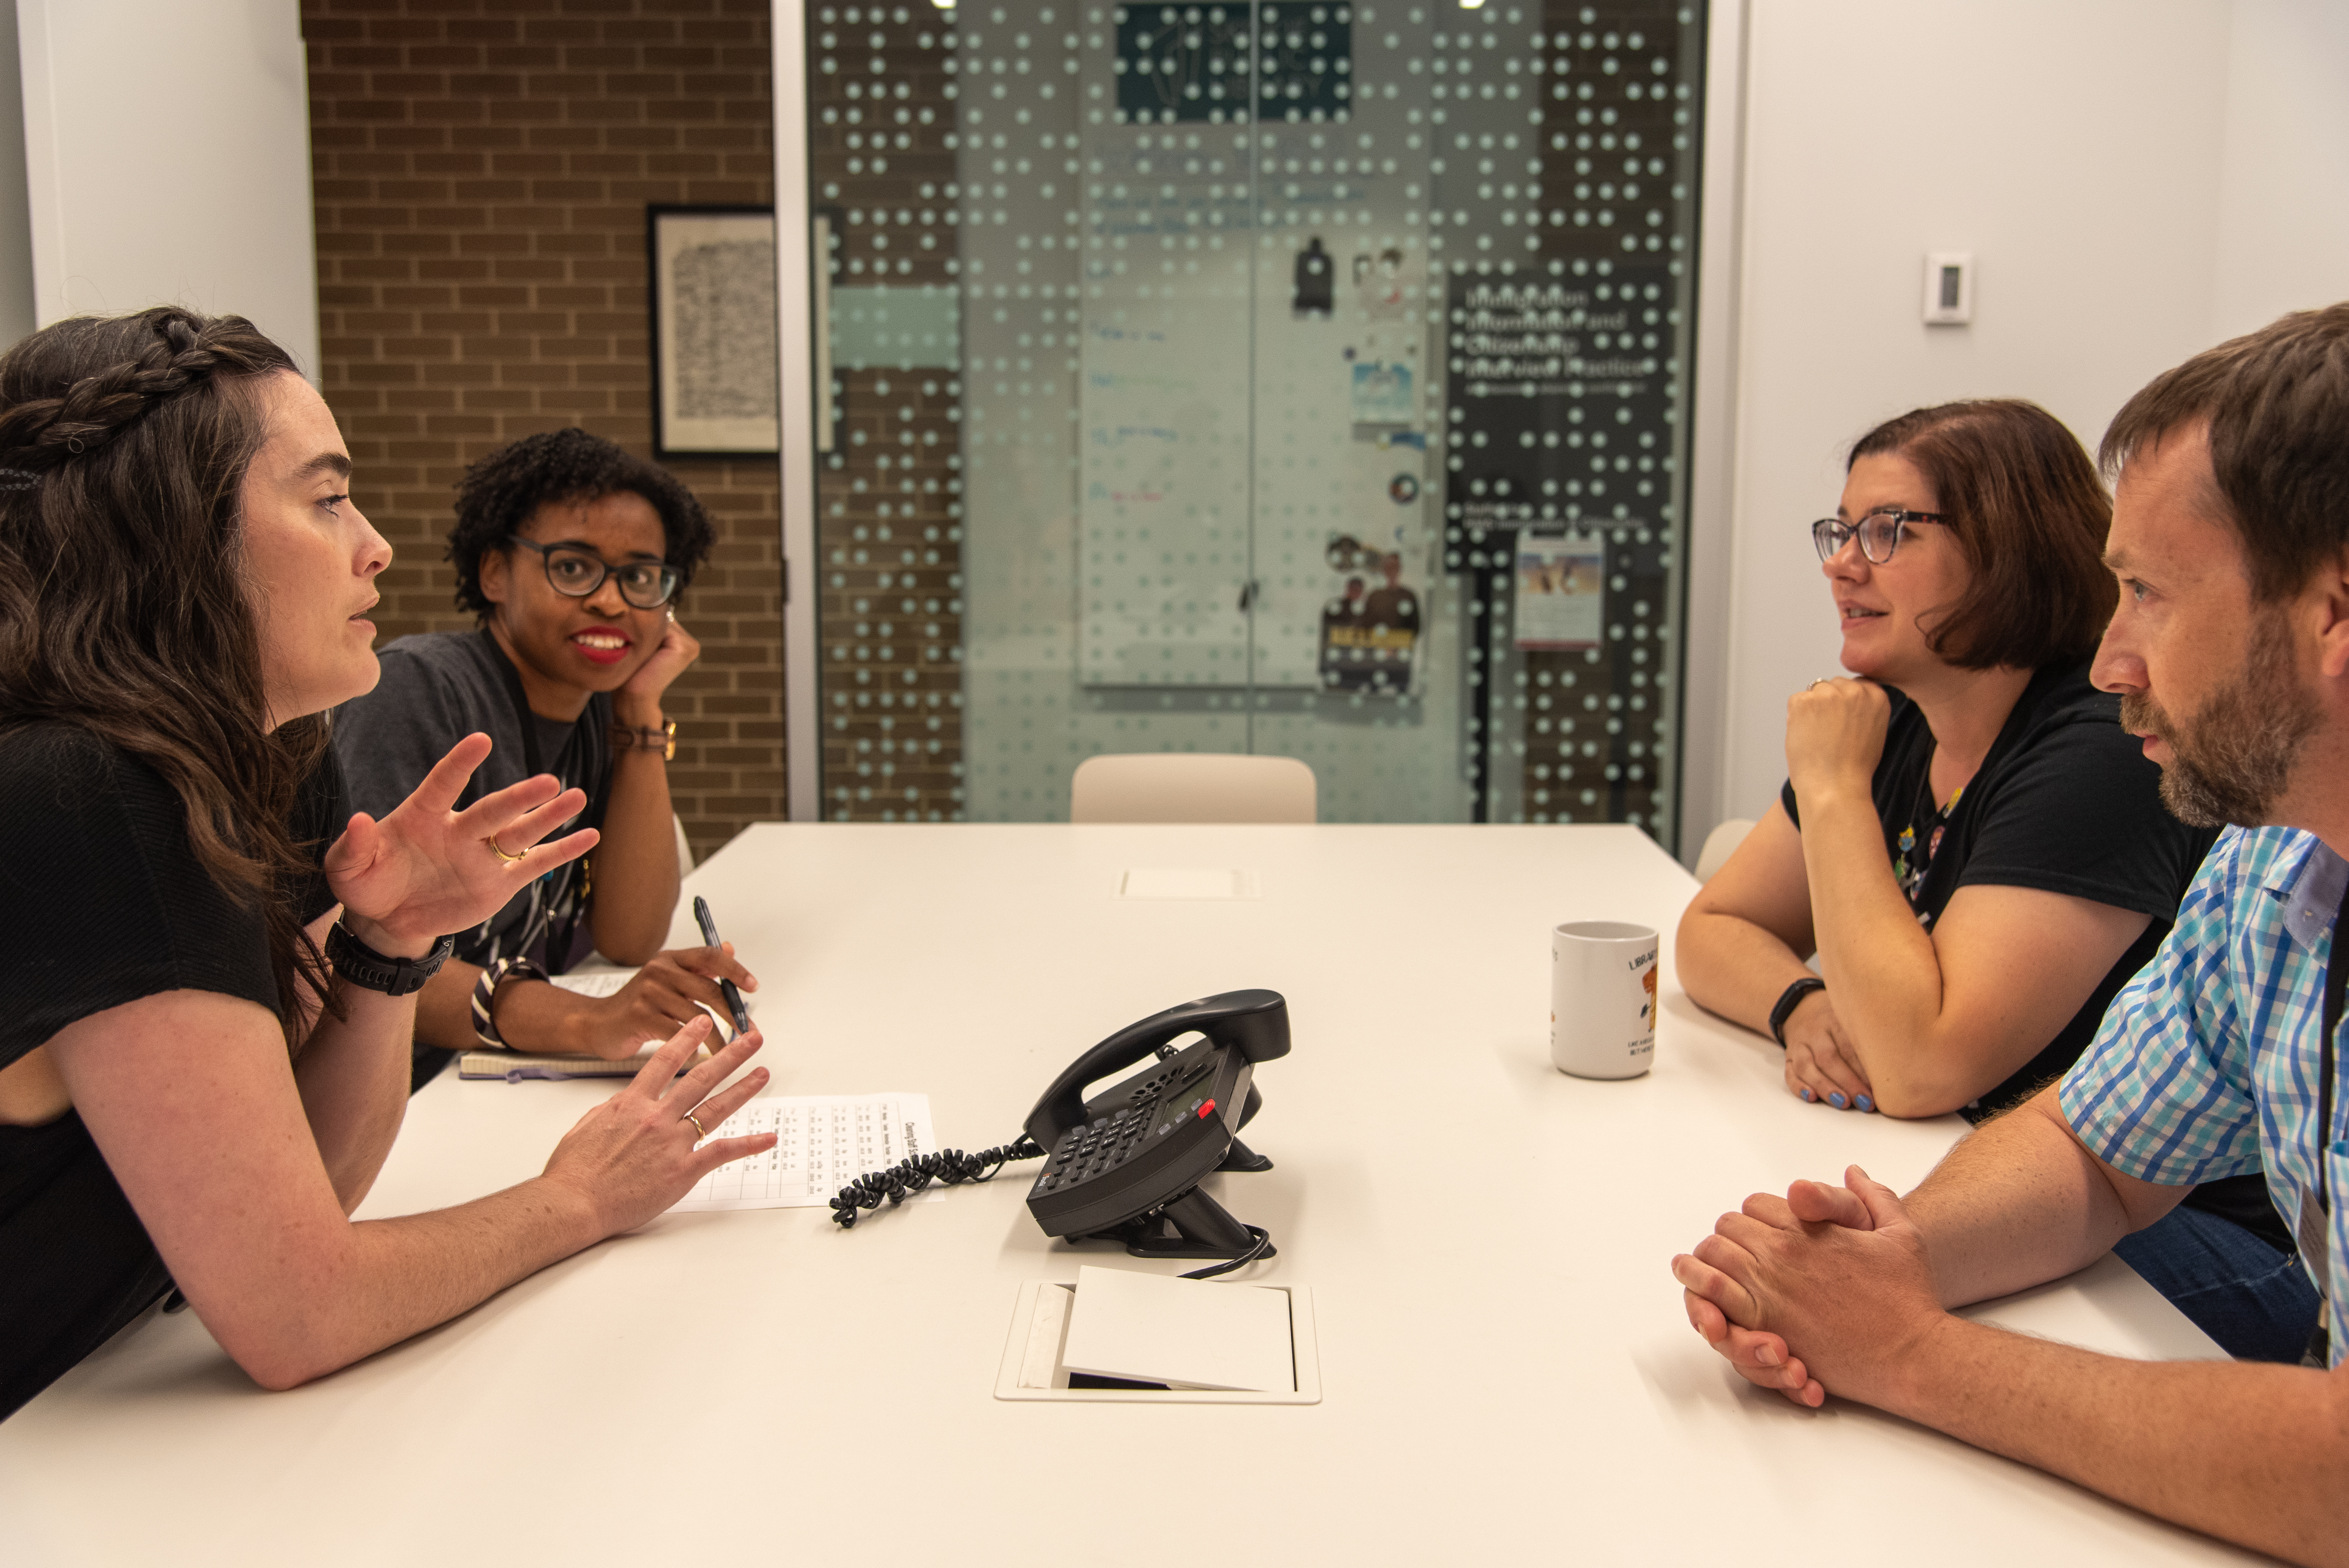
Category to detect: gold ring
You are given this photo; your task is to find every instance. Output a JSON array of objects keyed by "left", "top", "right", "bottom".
[
  {"left": 485, "top": 832, "right": 526, "bottom": 864},
  {"left": 684, "top": 1111, "right": 707, "bottom": 1140}
]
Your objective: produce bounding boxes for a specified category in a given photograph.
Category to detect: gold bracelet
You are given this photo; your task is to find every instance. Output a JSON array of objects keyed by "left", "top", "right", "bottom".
[{"left": 610, "top": 719, "right": 676, "bottom": 761}]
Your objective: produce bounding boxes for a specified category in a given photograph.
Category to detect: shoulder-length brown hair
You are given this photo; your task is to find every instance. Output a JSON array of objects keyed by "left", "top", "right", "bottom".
[
  {"left": 1849, "top": 399, "right": 2115, "bottom": 670},
  {"left": 0, "top": 307, "right": 332, "bottom": 1040}
]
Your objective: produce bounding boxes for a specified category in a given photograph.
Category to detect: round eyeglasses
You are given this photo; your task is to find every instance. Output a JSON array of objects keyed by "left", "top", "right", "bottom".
[
  {"left": 506, "top": 534, "right": 681, "bottom": 610},
  {"left": 1810, "top": 508, "right": 1947, "bottom": 565}
]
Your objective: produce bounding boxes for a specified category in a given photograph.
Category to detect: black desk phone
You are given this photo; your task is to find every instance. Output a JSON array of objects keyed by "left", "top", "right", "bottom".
[
  {"left": 830, "top": 989, "right": 1288, "bottom": 1271},
  {"left": 1021, "top": 988, "right": 1288, "bottom": 1262}
]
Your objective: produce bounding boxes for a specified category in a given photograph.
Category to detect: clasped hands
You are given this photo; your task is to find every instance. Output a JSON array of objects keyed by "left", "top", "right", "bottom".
[{"left": 1671, "top": 1165, "right": 1944, "bottom": 1411}]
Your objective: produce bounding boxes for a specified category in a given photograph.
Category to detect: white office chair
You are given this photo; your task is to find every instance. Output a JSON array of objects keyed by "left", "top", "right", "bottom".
[
  {"left": 1069, "top": 753, "right": 1318, "bottom": 824},
  {"left": 1693, "top": 817, "right": 1758, "bottom": 881}
]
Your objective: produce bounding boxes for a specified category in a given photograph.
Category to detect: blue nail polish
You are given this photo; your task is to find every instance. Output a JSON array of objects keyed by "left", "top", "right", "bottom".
[
  {"left": 1828, "top": 1093, "right": 1847, "bottom": 1108},
  {"left": 1856, "top": 1095, "right": 1875, "bottom": 1112},
  {"left": 1800, "top": 1088, "right": 1814, "bottom": 1102}
]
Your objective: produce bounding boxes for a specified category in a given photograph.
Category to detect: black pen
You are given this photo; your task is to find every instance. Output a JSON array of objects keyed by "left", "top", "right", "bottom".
[{"left": 691, "top": 895, "right": 753, "bottom": 1036}]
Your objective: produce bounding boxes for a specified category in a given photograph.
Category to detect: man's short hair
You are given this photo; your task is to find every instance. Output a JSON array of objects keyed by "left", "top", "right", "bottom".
[
  {"left": 1848, "top": 399, "right": 2115, "bottom": 670},
  {"left": 446, "top": 429, "right": 717, "bottom": 619},
  {"left": 2102, "top": 302, "right": 2349, "bottom": 602}
]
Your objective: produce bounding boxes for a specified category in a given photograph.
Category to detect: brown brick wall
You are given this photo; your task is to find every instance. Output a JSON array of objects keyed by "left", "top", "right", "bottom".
[{"left": 300, "top": 0, "right": 784, "bottom": 861}]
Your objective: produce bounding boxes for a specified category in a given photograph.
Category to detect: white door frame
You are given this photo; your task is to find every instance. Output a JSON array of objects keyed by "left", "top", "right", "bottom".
[{"left": 772, "top": 0, "right": 822, "bottom": 822}]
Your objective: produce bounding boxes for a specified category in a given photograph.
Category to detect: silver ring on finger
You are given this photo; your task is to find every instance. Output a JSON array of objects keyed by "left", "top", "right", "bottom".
[
  {"left": 1805, "top": 676, "right": 1834, "bottom": 691},
  {"left": 683, "top": 1110, "right": 707, "bottom": 1141}
]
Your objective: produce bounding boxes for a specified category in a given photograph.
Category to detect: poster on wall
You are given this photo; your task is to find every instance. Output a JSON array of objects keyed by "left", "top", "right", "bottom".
[
  {"left": 1318, "top": 534, "right": 1421, "bottom": 693},
  {"left": 1513, "top": 536, "right": 1606, "bottom": 650},
  {"left": 648, "top": 205, "right": 779, "bottom": 459}
]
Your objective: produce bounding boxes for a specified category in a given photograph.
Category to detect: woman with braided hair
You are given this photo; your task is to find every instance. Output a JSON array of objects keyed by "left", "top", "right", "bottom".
[{"left": 0, "top": 307, "right": 777, "bottom": 1419}]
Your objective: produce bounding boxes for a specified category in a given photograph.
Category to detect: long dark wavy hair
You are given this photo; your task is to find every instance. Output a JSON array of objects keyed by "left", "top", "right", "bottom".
[{"left": 0, "top": 307, "right": 334, "bottom": 1041}]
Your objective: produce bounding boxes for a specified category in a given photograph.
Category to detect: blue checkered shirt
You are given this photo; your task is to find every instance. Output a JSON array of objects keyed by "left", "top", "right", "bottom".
[{"left": 2060, "top": 825, "right": 2347, "bottom": 1366}]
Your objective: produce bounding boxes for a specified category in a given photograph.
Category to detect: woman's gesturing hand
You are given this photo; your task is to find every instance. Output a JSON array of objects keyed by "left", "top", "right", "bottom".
[
  {"left": 325, "top": 732, "right": 596, "bottom": 956},
  {"left": 540, "top": 1015, "right": 775, "bottom": 1236},
  {"left": 1784, "top": 677, "right": 1892, "bottom": 806}
]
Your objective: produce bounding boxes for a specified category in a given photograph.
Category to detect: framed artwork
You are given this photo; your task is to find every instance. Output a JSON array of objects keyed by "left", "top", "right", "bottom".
[{"left": 647, "top": 205, "right": 780, "bottom": 459}]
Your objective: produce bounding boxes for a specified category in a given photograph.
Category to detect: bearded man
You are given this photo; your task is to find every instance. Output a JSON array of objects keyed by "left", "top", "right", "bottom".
[{"left": 1672, "top": 303, "right": 2349, "bottom": 1567}]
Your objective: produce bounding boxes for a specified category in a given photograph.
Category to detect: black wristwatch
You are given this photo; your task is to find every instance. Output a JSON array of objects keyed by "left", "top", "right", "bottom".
[
  {"left": 325, "top": 922, "right": 455, "bottom": 997},
  {"left": 1768, "top": 976, "right": 1828, "bottom": 1046}
]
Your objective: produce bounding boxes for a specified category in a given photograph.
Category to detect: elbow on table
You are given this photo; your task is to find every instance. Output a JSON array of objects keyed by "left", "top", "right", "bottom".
[
  {"left": 224, "top": 1332, "right": 351, "bottom": 1394},
  {"left": 1852, "top": 1060, "right": 1979, "bottom": 1121},
  {"left": 201, "top": 1285, "right": 371, "bottom": 1394}
]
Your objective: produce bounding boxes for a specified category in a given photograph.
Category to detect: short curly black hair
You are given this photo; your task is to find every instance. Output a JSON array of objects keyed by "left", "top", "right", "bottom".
[{"left": 446, "top": 429, "right": 718, "bottom": 619}]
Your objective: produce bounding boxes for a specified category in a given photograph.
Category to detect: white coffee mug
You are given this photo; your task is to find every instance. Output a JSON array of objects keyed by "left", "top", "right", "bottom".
[{"left": 1550, "top": 921, "right": 1659, "bottom": 1079}]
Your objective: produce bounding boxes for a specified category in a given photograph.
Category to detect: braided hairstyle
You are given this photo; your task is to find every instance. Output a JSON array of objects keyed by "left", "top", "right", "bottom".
[
  {"left": 0, "top": 307, "right": 335, "bottom": 1042},
  {"left": 446, "top": 428, "right": 716, "bottom": 620}
]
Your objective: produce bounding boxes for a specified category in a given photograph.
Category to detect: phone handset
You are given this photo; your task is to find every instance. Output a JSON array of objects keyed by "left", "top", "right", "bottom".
[
  {"left": 1022, "top": 988, "right": 1290, "bottom": 1153},
  {"left": 1022, "top": 990, "right": 1288, "bottom": 1272}
]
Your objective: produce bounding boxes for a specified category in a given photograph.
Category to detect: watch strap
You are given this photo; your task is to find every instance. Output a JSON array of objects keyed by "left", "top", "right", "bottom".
[
  {"left": 1768, "top": 976, "right": 1828, "bottom": 1046},
  {"left": 470, "top": 955, "right": 551, "bottom": 1049},
  {"left": 610, "top": 719, "right": 676, "bottom": 761},
  {"left": 325, "top": 923, "right": 454, "bottom": 998}
]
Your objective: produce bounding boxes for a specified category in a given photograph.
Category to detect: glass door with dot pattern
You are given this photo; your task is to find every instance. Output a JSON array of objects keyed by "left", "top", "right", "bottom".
[{"left": 803, "top": 0, "right": 1705, "bottom": 838}]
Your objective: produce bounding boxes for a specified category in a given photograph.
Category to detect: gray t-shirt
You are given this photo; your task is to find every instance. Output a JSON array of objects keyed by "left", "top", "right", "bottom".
[{"left": 330, "top": 630, "right": 611, "bottom": 972}]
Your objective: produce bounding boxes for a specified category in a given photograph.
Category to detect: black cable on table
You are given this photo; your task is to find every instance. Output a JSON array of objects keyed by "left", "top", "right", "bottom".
[{"left": 1179, "top": 1224, "right": 1273, "bottom": 1279}]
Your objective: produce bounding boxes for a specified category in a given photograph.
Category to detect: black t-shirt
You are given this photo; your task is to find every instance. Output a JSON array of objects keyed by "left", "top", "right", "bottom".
[
  {"left": 0, "top": 725, "right": 344, "bottom": 1421},
  {"left": 1781, "top": 660, "right": 2217, "bottom": 1118},
  {"left": 1780, "top": 661, "right": 2287, "bottom": 1250}
]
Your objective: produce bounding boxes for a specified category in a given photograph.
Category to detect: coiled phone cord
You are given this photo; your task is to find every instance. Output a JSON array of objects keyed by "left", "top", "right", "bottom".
[
  {"left": 831, "top": 1137, "right": 1276, "bottom": 1279},
  {"left": 829, "top": 1135, "right": 1043, "bottom": 1228}
]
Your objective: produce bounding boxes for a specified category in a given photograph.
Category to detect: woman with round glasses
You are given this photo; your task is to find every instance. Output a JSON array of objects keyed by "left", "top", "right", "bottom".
[
  {"left": 332, "top": 429, "right": 753, "bottom": 1081},
  {"left": 1676, "top": 400, "right": 2303, "bottom": 1358}
]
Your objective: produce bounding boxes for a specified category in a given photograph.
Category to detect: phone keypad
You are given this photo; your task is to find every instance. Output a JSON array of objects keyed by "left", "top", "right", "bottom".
[{"left": 1034, "top": 1104, "right": 1157, "bottom": 1194}]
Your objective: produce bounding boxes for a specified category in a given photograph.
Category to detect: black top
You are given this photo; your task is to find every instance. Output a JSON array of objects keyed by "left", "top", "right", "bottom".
[
  {"left": 1780, "top": 660, "right": 2287, "bottom": 1250},
  {"left": 330, "top": 632, "right": 611, "bottom": 1085},
  {"left": 1782, "top": 659, "right": 2218, "bottom": 1118},
  {"left": 0, "top": 725, "right": 344, "bottom": 1421}
]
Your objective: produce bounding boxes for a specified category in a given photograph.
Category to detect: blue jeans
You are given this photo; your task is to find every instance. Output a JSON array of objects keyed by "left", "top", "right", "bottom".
[{"left": 2113, "top": 1203, "right": 2321, "bottom": 1363}]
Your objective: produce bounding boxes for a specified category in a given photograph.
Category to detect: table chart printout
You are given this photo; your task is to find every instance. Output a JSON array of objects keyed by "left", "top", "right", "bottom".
[{"left": 668, "top": 1093, "right": 942, "bottom": 1211}]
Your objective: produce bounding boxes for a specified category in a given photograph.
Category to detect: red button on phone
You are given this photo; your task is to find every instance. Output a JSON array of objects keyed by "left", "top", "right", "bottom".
[{"left": 1197, "top": 1099, "right": 1216, "bottom": 1119}]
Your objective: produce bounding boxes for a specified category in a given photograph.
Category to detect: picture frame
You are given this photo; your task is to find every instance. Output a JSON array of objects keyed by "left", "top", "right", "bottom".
[{"left": 647, "top": 205, "right": 780, "bottom": 459}]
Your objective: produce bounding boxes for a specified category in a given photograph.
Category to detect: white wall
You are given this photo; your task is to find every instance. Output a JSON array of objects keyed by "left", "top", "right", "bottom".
[
  {"left": 14, "top": 0, "right": 318, "bottom": 375},
  {"left": 0, "top": 2, "right": 35, "bottom": 350},
  {"left": 2209, "top": 0, "right": 2349, "bottom": 342},
  {"left": 1689, "top": 0, "right": 2349, "bottom": 838}
]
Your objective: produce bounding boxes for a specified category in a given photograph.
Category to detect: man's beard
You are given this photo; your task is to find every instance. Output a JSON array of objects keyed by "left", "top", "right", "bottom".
[{"left": 2119, "top": 616, "right": 2316, "bottom": 828}]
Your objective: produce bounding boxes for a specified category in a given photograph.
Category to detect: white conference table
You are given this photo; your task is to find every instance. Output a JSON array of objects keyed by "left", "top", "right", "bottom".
[{"left": 2, "top": 824, "right": 2255, "bottom": 1567}]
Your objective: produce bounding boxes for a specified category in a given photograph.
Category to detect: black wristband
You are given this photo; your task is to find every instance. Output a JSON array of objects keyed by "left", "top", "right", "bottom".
[
  {"left": 325, "top": 923, "right": 454, "bottom": 997},
  {"left": 1768, "top": 976, "right": 1827, "bottom": 1046}
]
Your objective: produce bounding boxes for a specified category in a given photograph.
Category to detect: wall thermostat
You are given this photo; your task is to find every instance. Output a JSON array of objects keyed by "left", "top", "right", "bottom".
[{"left": 1923, "top": 252, "right": 1974, "bottom": 325}]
